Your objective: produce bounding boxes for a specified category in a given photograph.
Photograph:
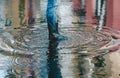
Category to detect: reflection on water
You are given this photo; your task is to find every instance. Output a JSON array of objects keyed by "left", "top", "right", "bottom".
[
  {"left": 92, "top": 55, "right": 111, "bottom": 78},
  {"left": 0, "top": 0, "right": 117, "bottom": 78},
  {"left": 0, "top": 0, "right": 5, "bottom": 28},
  {"left": 48, "top": 40, "right": 62, "bottom": 78}
]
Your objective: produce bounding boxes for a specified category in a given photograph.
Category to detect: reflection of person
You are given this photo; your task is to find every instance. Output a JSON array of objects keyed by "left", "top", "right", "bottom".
[
  {"left": 46, "top": 0, "right": 66, "bottom": 40},
  {"left": 48, "top": 40, "right": 62, "bottom": 78}
]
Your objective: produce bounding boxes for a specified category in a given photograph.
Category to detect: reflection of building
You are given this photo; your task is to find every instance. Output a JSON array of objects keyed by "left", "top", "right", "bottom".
[
  {"left": 10, "top": 0, "right": 20, "bottom": 28},
  {"left": 73, "top": 0, "right": 120, "bottom": 30},
  {"left": 4, "top": 0, "right": 38, "bottom": 28},
  {"left": 4, "top": 0, "right": 26, "bottom": 28},
  {"left": 72, "top": 0, "right": 81, "bottom": 11},
  {"left": 4, "top": 0, "right": 33, "bottom": 28},
  {"left": 106, "top": 0, "right": 120, "bottom": 30},
  {"left": 84, "top": 0, "right": 120, "bottom": 30},
  {"left": 19, "top": 0, "right": 26, "bottom": 26},
  {"left": 0, "top": 0, "right": 5, "bottom": 28}
]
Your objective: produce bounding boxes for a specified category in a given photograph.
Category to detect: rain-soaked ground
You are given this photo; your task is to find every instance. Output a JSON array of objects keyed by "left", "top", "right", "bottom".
[{"left": 0, "top": 0, "right": 120, "bottom": 78}]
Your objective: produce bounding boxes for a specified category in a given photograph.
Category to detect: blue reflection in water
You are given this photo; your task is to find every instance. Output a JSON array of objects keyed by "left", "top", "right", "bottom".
[{"left": 46, "top": 0, "right": 58, "bottom": 28}]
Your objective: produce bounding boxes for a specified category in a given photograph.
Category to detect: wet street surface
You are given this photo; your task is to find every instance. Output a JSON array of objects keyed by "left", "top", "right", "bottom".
[{"left": 0, "top": 0, "right": 120, "bottom": 78}]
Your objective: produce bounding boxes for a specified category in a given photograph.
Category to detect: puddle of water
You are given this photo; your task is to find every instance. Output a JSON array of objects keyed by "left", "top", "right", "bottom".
[{"left": 0, "top": 0, "right": 117, "bottom": 78}]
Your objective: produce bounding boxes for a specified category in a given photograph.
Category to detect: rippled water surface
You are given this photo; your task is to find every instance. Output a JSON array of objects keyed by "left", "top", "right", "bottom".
[{"left": 0, "top": 0, "right": 120, "bottom": 78}]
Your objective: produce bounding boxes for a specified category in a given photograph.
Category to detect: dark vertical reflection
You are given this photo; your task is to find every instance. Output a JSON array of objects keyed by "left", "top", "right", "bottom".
[
  {"left": 78, "top": 56, "right": 88, "bottom": 78},
  {"left": 19, "top": 0, "right": 25, "bottom": 26},
  {"left": 47, "top": 40, "right": 62, "bottom": 78},
  {"left": 72, "top": 0, "right": 85, "bottom": 24},
  {"left": 18, "top": 0, "right": 35, "bottom": 28},
  {"left": 28, "top": 0, "right": 35, "bottom": 28},
  {"left": 92, "top": 55, "right": 111, "bottom": 78},
  {"left": 73, "top": 55, "right": 93, "bottom": 78},
  {"left": 4, "top": 0, "right": 12, "bottom": 27}
]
